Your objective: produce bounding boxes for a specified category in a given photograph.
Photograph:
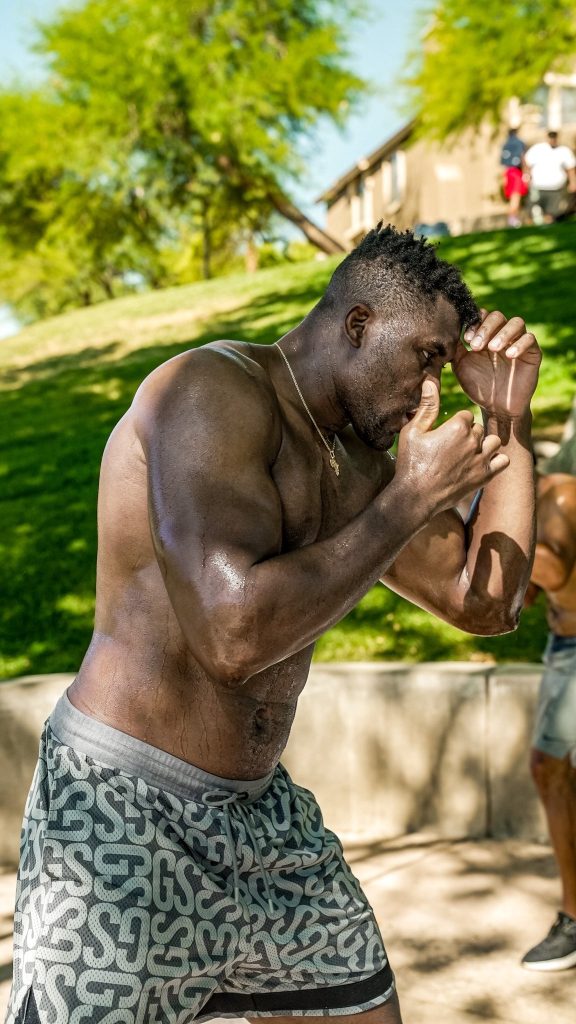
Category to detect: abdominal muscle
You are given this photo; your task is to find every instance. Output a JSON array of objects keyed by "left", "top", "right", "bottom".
[{"left": 69, "top": 595, "right": 312, "bottom": 781}]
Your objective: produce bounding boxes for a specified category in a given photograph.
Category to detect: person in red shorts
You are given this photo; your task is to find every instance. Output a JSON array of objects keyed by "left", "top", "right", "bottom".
[{"left": 500, "top": 126, "right": 528, "bottom": 227}]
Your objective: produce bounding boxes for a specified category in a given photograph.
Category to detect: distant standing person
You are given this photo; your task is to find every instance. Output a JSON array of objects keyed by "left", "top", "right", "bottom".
[
  {"left": 500, "top": 126, "right": 528, "bottom": 227},
  {"left": 525, "top": 131, "right": 576, "bottom": 224},
  {"left": 522, "top": 470, "right": 576, "bottom": 971}
]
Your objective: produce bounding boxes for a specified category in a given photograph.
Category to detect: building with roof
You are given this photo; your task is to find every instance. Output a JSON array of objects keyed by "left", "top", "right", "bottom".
[{"left": 316, "top": 73, "right": 576, "bottom": 247}]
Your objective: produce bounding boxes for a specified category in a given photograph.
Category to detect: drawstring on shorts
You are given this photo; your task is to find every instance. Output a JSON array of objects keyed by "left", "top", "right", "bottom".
[{"left": 203, "top": 789, "right": 275, "bottom": 914}]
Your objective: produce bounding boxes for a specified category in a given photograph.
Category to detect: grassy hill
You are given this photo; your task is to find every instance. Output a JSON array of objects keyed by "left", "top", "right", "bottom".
[{"left": 1, "top": 223, "right": 575, "bottom": 678}]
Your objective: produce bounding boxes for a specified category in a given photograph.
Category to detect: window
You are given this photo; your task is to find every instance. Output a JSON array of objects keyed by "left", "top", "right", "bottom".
[
  {"left": 389, "top": 152, "right": 401, "bottom": 204},
  {"left": 529, "top": 84, "right": 549, "bottom": 127},
  {"left": 382, "top": 150, "right": 406, "bottom": 207},
  {"left": 561, "top": 86, "right": 576, "bottom": 126}
]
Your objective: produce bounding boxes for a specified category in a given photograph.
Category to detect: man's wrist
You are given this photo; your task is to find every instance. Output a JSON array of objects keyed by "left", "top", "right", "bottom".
[
  {"left": 376, "top": 473, "right": 432, "bottom": 531},
  {"left": 480, "top": 406, "right": 531, "bottom": 425},
  {"left": 481, "top": 407, "right": 532, "bottom": 444}
]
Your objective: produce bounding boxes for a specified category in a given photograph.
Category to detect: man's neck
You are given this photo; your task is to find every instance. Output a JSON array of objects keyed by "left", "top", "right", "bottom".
[{"left": 275, "top": 324, "right": 348, "bottom": 434}]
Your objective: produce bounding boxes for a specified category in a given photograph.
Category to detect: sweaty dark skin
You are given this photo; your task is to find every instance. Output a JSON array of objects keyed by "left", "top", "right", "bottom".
[
  {"left": 525, "top": 472, "right": 576, "bottom": 924},
  {"left": 528, "top": 474, "right": 576, "bottom": 636},
  {"left": 69, "top": 344, "right": 391, "bottom": 778},
  {"left": 69, "top": 296, "right": 539, "bottom": 785}
]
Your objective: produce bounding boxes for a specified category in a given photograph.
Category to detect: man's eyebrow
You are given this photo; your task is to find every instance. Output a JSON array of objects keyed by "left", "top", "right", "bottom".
[{"left": 428, "top": 340, "right": 447, "bottom": 357}]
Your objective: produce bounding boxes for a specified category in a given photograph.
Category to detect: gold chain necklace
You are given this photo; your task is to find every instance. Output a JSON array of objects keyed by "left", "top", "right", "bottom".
[{"left": 277, "top": 345, "right": 340, "bottom": 476}]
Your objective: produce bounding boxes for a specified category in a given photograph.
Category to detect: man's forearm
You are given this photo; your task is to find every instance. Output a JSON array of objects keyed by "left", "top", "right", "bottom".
[
  {"left": 464, "top": 411, "right": 535, "bottom": 625},
  {"left": 182, "top": 477, "right": 432, "bottom": 686}
]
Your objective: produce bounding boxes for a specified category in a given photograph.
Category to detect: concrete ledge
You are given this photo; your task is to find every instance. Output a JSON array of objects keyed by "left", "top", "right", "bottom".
[
  {"left": 282, "top": 663, "right": 491, "bottom": 841},
  {"left": 0, "top": 663, "right": 546, "bottom": 867},
  {"left": 0, "top": 675, "right": 74, "bottom": 865},
  {"left": 488, "top": 665, "right": 547, "bottom": 840}
]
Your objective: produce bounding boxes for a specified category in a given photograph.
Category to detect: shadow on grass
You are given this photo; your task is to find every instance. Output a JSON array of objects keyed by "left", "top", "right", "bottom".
[{"left": 0, "top": 224, "right": 573, "bottom": 676}]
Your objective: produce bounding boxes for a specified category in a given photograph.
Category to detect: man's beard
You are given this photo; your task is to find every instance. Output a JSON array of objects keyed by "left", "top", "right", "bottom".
[{"left": 351, "top": 410, "right": 397, "bottom": 451}]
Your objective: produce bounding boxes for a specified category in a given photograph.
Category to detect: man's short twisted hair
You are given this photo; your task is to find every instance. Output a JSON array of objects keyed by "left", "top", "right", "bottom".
[{"left": 322, "top": 222, "right": 479, "bottom": 330}]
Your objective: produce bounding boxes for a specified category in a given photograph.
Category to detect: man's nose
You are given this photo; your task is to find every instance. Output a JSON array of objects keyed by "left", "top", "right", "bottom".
[{"left": 424, "top": 369, "right": 442, "bottom": 391}]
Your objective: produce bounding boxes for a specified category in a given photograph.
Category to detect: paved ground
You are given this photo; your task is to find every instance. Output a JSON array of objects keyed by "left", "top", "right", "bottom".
[{"left": 0, "top": 835, "right": 573, "bottom": 1023}]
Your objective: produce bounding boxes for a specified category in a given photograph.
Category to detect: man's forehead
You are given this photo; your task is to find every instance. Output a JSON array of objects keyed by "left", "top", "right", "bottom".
[
  {"left": 432, "top": 299, "right": 461, "bottom": 347},
  {"left": 380, "top": 296, "right": 462, "bottom": 354},
  {"left": 432, "top": 295, "right": 462, "bottom": 333},
  {"left": 409, "top": 300, "right": 460, "bottom": 353}
]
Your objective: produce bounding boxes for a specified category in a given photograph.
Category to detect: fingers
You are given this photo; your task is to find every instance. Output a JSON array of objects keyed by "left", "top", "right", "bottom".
[
  {"left": 462, "top": 310, "right": 540, "bottom": 361},
  {"left": 467, "top": 310, "right": 508, "bottom": 349},
  {"left": 462, "top": 423, "right": 504, "bottom": 468},
  {"left": 471, "top": 421, "right": 484, "bottom": 450},
  {"left": 450, "top": 419, "right": 506, "bottom": 481},
  {"left": 502, "top": 330, "right": 538, "bottom": 360},
  {"left": 485, "top": 452, "right": 510, "bottom": 477},
  {"left": 481, "top": 434, "right": 507, "bottom": 480},
  {"left": 481, "top": 433, "right": 502, "bottom": 458},
  {"left": 463, "top": 309, "right": 488, "bottom": 341}
]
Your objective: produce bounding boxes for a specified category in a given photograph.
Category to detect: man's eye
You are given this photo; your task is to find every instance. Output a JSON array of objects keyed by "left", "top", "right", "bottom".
[{"left": 422, "top": 350, "right": 436, "bottom": 365}]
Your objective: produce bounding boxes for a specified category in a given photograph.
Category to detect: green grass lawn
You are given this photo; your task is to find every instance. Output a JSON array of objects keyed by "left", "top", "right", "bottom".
[{"left": 1, "top": 223, "right": 575, "bottom": 678}]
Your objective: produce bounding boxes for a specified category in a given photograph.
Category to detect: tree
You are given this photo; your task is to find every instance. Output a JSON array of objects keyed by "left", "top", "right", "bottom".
[
  {"left": 0, "top": 90, "right": 173, "bottom": 319},
  {"left": 404, "top": 0, "right": 576, "bottom": 139},
  {"left": 0, "top": 0, "right": 365, "bottom": 318}
]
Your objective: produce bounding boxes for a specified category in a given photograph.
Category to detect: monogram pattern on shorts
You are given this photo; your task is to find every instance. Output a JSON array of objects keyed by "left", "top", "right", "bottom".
[{"left": 6, "top": 726, "right": 389, "bottom": 1023}]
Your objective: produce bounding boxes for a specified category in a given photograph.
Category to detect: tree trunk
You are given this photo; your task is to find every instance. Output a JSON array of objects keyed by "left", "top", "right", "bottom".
[
  {"left": 266, "top": 189, "right": 348, "bottom": 254},
  {"left": 215, "top": 154, "right": 348, "bottom": 256},
  {"left": 201, "top": 201, "right": 212, "bottom": 279},
  {"left": 245, "top": 234, "right": 259, "bottom": 273},
  {"left": 99, "top": 273, "right": 114, "bottom": 300}
]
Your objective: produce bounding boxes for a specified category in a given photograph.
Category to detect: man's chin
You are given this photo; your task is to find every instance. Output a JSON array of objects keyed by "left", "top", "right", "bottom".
[
  {"left": 368, "top": 431, "right": 397, "bottom": 452},
  {"left": 352, "top": 421, "right": 397, "bottom": 451}
]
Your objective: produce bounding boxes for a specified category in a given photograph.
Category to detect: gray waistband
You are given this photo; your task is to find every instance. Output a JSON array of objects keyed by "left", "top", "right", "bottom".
[{"left": 49, "top": 691, "right": 275, "bottom": 803}]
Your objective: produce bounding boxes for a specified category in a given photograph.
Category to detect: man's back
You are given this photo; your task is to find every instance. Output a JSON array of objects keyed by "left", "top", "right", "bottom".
[
  {"left": 535, "top": 473, "right": 576, "bottom": 634},
  {"left": 500, "top": 132, "right": 525, "bottom": 168},
  {"left": 525, "top": 141, "right": 575, "bottom": 190}
]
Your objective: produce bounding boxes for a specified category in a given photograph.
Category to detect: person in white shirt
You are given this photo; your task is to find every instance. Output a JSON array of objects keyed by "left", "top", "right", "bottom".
[{"left": 525, "top": 131, "right": 576, "bottom": 223}]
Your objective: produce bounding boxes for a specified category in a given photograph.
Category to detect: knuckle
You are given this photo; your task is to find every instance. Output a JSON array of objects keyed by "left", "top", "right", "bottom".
[{"left": 487, "top": 310, "right": 506, "bottom": 326}]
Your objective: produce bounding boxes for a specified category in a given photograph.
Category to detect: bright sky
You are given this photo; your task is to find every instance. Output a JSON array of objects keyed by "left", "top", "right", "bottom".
[
  {"left": 0, "top": 0, "right": 426, "bottom": 335},
  {"left": 0, "top": 0, "right": 425, "bottom": 209},
  {"left": 292, "top": 2, "right": 426, "bottom": 214}
]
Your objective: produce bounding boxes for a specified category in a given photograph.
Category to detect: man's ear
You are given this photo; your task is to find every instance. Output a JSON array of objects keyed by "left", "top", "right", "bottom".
[{"left": 345, "top": 304, "right": 371, "bottom": 347}]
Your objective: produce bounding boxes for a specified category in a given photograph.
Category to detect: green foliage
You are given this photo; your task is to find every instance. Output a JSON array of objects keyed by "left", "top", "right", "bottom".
[
  {"left": 0, "top": 0, "right": 366, "bottom": 318},
  {"left": 1, "top": 222, "right": 574, "bottom": 678},
  {"left": 404, "top": 0, "right": 576, "bottom": 139}
]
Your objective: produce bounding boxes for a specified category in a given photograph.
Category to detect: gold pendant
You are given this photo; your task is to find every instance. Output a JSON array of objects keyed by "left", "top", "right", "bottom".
[{"left": 329, "top": 453, "right": 340, "bottom": 476}]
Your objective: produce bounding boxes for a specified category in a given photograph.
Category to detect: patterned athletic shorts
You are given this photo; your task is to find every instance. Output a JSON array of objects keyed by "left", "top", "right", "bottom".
[{"left": 6, "top": 693, "right": 394, "bottom": 1023}]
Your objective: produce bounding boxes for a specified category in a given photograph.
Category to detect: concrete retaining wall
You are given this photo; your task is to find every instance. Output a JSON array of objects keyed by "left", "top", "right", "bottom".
[
  {"left": 0, "top": 664, "right": 547, "bottom": 867},
  {"left": 282, "top": 663, "right": 546, "bottom": 843}
]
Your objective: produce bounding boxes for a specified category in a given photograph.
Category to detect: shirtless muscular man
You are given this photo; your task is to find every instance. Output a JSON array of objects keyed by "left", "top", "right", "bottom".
[{"left": 7, "top": 225, "right": 540, "bottom": 1024}]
